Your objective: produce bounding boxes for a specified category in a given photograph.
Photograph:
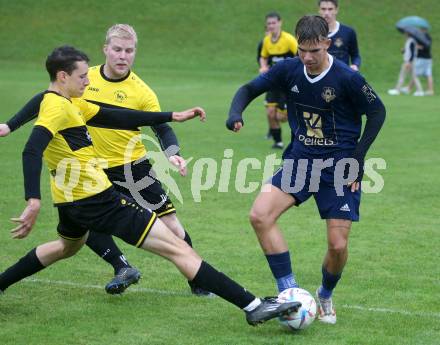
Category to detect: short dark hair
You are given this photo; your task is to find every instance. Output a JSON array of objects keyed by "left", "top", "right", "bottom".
[
  {"left": 318, "top": 0, "right": 338, "bottom": 7},
  {"left": 265, "top": 11, "right": 281, "bottom": 21},
  {"left": 295, "top": 15, "right": 329, "bottom": 44},
  {"left": 45, "top": 46, "right": 89, "bottom": 81}
]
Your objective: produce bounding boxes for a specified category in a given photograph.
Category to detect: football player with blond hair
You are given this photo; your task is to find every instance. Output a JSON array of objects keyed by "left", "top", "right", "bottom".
[{"left": 1, "top": 24, "right": 211, "bottom": 296}]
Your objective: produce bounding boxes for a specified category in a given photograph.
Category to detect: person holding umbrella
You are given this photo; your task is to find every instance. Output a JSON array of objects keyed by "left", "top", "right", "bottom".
[
  {"left": 388, "top": 27, "right": 425, "bottom": 96},
  {"left": 396, "top": 16, "right": 430, "bottom": 32},
  {"left": 406, "top": 27, "right": 434, "bottom": 96}
]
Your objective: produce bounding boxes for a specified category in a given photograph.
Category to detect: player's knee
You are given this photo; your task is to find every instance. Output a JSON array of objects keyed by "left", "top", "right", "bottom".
[
  {"left": 161, "top": 215, "right": 185, "bottom": 239},
  {"left": 59, "top": 240, "right": 82, "bottom": 259},
  {"left": 249, "top": 208, "right": 271, "bottom": 229},
  {"left": 328, "top": 239, "right": 348, "bottom": 255},
  {"left": 180, "top": 240, "right": 194, "bottom": 256},
  {"left": 267, "top": 107, "right": 277, "bottom": 119},
  {"left": 172, "top": 237, "right": 195, "bottom": 260}
]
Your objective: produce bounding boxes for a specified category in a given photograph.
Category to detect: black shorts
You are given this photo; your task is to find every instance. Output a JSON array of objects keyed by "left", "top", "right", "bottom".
[
  {"left": 265, "top": 90, "right": 287, "bottom": 112},
  {"left": 104, "top": 158, "right": 176, "bottom": 217},
  {"left": 57, "top": 187, "right": 157, "bottom": 247}
]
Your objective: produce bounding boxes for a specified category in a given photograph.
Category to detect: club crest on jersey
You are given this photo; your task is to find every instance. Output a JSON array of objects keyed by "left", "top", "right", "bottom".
[
  {"left": 114, "top": 90, "right": 127, "bottom": 103},
  {"left": 321, "top": 87, "right": 336, "bottom": 103},
  {"left": 334, "top": 37, "right": 343, "bottom": 48}
]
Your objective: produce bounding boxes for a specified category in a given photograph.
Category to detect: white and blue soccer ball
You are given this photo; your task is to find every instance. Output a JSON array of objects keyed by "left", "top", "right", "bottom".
[{"left": 277, "top": 288, "right": 317, "bottom": 330}]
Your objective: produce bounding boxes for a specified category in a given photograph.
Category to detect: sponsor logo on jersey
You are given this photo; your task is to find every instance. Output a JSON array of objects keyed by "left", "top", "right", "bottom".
[
  {"left": 298, "top": 134, "right": 335, "bottom": 146},
  {"left": 300, "top": 111, "right": 336, "bottom": 146},
  {"left": 303, "top": 112, "right": 324, "bottom": 138}
]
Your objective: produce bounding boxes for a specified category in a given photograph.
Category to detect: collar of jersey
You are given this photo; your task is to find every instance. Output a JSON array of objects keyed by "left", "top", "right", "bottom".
[
  {"left": 45, "top": 90, "right": 72, "bottom": 102},
  {"left": 327, "top": 21, "right": 340, "bottom": 38},
  {"left": 303, "top": 54, "right": 334, "bottom": 84},
  {"left": 100, "top": 64, "right": 131, "bottom": 83},
  {"left": 270, "top": 31, "right": 284, "bottom": 44}
]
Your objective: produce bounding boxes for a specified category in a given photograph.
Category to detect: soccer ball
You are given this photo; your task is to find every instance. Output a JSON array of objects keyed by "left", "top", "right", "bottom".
[{"left": 277, "top": 288, "right": 317, "bottom": 330}]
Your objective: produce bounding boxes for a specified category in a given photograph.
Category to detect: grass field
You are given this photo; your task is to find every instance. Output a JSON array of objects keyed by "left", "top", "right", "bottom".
[{"left": 0, "top": 1, "right": 439, "bottom": 344}]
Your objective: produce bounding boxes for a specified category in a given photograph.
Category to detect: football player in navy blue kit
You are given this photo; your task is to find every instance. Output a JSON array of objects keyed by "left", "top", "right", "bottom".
[
  {"left": 319, "top": 0, "right": 361, "bottom": 71},
  {"left": 226, "top": 15, "right": 385, "bottom": 324}
]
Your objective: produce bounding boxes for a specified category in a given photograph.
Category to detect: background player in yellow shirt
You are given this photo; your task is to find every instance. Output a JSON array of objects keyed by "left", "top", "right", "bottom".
[
  {"left": 259, "top": 12, "right": 297, "bottom": 149},
  {"left": 0, "top": 24, "right": 211, "bottom": 296}
]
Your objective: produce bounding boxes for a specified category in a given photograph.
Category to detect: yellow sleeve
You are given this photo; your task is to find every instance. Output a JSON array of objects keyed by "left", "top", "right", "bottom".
[
  {"left": 34, "top": 97, "right": 66, "bottom": 136},
  {"left": 140, "top": 86, "right": 161, "bottom": 112},
  {"left": 72, "top": 98, "right": 100, "bottom": 121},
  {"left": 260, "top": 36, "right": 270, "bottom": 58},
  {"left": 289, "top": 35, "right": 298, "bottom": 55}
]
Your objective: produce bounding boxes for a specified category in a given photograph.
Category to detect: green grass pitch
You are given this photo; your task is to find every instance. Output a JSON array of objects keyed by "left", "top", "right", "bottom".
[{"left": 0, "top": 1, "right": 439, "bottom": 344}]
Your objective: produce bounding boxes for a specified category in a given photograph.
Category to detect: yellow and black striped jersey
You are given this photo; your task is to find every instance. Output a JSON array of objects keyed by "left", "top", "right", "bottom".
[
  {"left": 35, "top": 92, "right": 112, "bottom": 205},
  {"left": 260, "top": 31, "right": 298, "bottom": 66},
  {"left": 82, "top": 65, "right": 161, "bottom": 168}
]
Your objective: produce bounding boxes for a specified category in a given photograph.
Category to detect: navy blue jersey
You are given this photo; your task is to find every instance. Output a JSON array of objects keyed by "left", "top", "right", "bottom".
[
  {"left": 328, "top": 22, "right": 361, "bottom": 67},
  {"left": 255, "top": 55, "right": 382, "bottom": 156}
]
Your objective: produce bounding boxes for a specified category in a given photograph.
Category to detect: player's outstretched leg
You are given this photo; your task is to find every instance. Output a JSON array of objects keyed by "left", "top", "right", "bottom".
[
  {"left": 160, "top": 213, "right": 215, "bottom": 297},
  {"left": 0, "top": 236, "right": 86, "bottom": 293},
  {"left": 86, "top": 231, "right": 141, "bottom": 295},
  {"left": 140, "top": 219, "right": 301, "bottom": 325}
]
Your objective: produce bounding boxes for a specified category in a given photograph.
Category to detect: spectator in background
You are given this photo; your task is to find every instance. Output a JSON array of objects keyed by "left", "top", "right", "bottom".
[
  {"left": 318, "top": 0, "right": 361, "bottom": 71},
  {"left": 413, "top": 30, "right": 434, "bottom": 95},
  {"left": 388, "top": 33, "right": 424, "bottom": 96}
]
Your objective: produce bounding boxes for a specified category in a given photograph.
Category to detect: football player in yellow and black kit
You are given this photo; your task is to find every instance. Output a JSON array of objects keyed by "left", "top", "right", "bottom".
[
  {"left": 0, "top": 46, "right": 300, "bottom": 325},
  {"left": 1, "top": 25, "right": 210, "bottom": 296},
  {"left": 259, "top": 12, "right": 297, "bottom": 149}
]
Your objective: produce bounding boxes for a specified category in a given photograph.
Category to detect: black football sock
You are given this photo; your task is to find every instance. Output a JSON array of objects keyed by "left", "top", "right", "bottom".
[
  {"left": 86, "top": 232, "right": 131, "bottom": 274},
  {"left": 191, "top": 261, "right": 255, "bottom": 308},
  {"left": 271, "top": 128, "right": 282, "bottom": 143},
  {"left": 183, "top": 230, "right": 198, "bottom": 289},
  {"left": 183, "top": 231, "right": 193, "bottom": 247},
  {"left": 0, "top": 248, "right": 45, "bottom": 291}
]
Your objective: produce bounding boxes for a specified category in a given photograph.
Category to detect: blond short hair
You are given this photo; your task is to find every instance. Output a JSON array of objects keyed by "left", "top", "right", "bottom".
[{"left": 105, "top": 24, "right": 138, "bottom": 46}]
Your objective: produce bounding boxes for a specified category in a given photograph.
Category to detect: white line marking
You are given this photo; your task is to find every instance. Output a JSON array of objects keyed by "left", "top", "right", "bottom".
[
  {"left": 23, "top": 277, "right": 192, "bottom": 297},
  {"left": 22, "top": 278, "right": 440, "bottom": 319},
  {"left": 341, "top": 304, "right": 440, "bottom": 319}
]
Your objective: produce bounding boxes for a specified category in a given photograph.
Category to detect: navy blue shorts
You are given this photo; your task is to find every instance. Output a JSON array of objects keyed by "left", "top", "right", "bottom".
[{"left": 270, "top": 153, "right": 361, "bottom": 221}]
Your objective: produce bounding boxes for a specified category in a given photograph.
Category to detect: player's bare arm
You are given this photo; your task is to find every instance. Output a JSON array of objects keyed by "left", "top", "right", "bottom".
[{"left": 10, "top": 198, "right": 41, "bottom": 239}]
